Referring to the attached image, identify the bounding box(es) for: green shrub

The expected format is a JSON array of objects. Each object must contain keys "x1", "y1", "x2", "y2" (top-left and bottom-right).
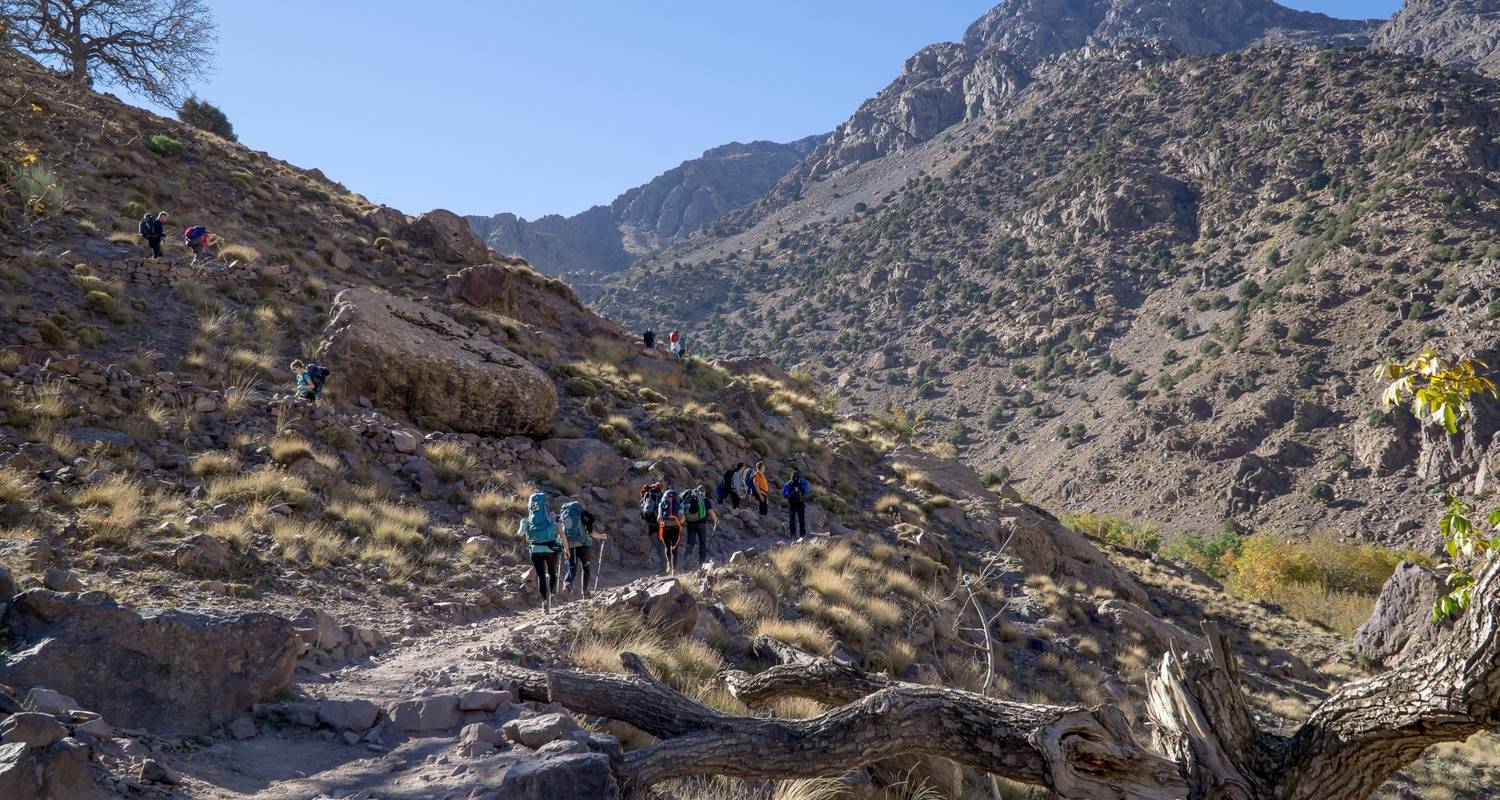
[
  {"x1": 299, "y1": 186, "x2": 331, "y2": 203},
  {"x1": 1309, "y1": 481, "x2": 1334, "y2": 502},
  {"x1": 228, "y1": 170, "x2": 254, "y2": 187},
  {"x1": 145, "y1": 135, "x2": 185, "y2": 157},
  {"x1": 178, "y1": 97, "x2": 237, "y2": 141},
  {"x1": 1063, "y1": 513, "x2": 1160, "y2": 553},
  {"x1": 1162, "y1": 528, "x2": 1243, "y2": 579}
]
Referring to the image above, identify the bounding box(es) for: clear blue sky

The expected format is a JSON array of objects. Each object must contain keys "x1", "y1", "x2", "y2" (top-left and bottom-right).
[{"x1": 117, "y1": 0, "x2": 1401, "y2": 220}]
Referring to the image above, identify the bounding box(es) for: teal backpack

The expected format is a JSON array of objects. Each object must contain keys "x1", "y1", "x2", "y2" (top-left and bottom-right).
[
  {"x1": 558, "y1": 501, "x2": 588, "y2": 546},
  {"x1": 524, "y1": 492, "x2": 559, "y2": 552}
]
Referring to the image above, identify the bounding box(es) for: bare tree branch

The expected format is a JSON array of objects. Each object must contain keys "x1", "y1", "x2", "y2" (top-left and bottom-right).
[{"x1": 1, "y1": 0, "x2": 215, "y2": 104}]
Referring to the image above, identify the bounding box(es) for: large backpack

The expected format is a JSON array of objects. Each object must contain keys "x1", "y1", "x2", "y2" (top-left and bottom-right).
[
  {"x1": 785, "y1": 477, "x2": 807, "y2": 503},
  {"x1": 139, "y1": 214, "x2": 154, "y2": 238},
  {"x1": 639, "y1": 483, "x2": 665, "y2": 521},
  {"x1": 658, "y1": 490, "x2": 683, "y2": 525},
  {"x1": 305, "y1": 363, "x2": 330, "y2": 396},
  {"x1": 184, "y1": 225, "x2": 207, "y2": 244},
  {"x1": 683, "y1": 488, "x2": 707, "y2": 523},
  {"x1": 558, "y1": 501, "x2": 586, "y2": 545},
  {"x1": 524, "y1": 492, "x2": 558, "y2": 549}
]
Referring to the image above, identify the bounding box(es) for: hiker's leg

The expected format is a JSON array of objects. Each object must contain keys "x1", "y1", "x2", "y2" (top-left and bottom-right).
[
  {"x1": 546, "y1": 553, "x2": 560, "y2": 597},
  {"x1": 564, "y1": 549, "x2": 577, "y2": 589},
  {"x1": 578, "y1": 546, "x2": 593, "y2": 592},
  {"x1": 796, "y1": 505, "x2": 807, "y2": 537},
  {"x1": 531, "y1": 552, "x2": 549, "y2": 601}
]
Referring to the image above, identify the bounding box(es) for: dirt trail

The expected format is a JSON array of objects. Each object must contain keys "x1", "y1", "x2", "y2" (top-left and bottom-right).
[{"x1": 172, "y1": 556, "x2": 716, "y2": 800}]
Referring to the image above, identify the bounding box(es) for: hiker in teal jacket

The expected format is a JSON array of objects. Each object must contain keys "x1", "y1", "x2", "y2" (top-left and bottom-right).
[{"x1": 517, "y1": 492, "x2": 564, "y2": 612}]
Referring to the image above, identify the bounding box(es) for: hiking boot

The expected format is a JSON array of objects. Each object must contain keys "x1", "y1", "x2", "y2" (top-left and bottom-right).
[{"x1": 543, "y1": 597, "x2": 551, "y2": 613}]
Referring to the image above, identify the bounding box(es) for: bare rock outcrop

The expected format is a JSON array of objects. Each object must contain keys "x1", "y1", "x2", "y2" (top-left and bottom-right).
[
  {"x1": 445, "y1": 260, "x2": 621, "y2": 340},
  {"x1": 404, "y1": 209, "x2": 491, "y2": 265},
  {"x1": 1354, "y1": 561, "x2": 1453, "y2": 665},
  {"x1": 1, "y1": 590, "x2": 296, "y2": 735},
  {"x1": 317, "y1": 287, "x2": 557, "y2": 437},
  {"x1": 1373, "y1": 0, "x2": 1500, "y2": 78}
]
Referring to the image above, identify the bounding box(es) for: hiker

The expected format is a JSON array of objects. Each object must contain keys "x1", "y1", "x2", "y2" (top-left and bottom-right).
[
  {"x1": 751, "y1": 462, "x2": 772, "y2": 517},
  {"x1": 782, "y1": 470, "x2": 811, "y2": 539},
  {"x1": 640, "y1": 481, "x2": 667, "y2": 570},
  {"x1": 657, "y1": 487, "x2": 686, "y2": 575},
  {"x1": 668, "y1": 329, "x2": 683, "y2": 359},
  {"x1": 683, "y1": 484, "x2": 718, "y2": 568},
  {"x1": 183, "y1": 224, "x2": 213, "y2": 263},
  {"x1": 560, "y1": 500, "x2": 604, "y2": 599},
  {"x1": 517, "y1": 492, "x2": 565, "y2": 612},
  {"x1": 290, "y1": 360, "x2": 329, "y2": 403},
  {"x1": 721, "y1": 462, "x2": 745, "y2": 509},
  {"x1": 139, "y1": 211, "x2": 167, "y2": 259},
  {"x1": 643, "y1": 330, "x2": 656, "y2": 350}
]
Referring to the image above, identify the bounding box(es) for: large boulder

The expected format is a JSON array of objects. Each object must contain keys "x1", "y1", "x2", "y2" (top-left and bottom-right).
[
  {"x1": 1, "y1": 590, "x2": 296, "y2": 735},
  {"x1": 1354, "y1": 562, "x2": 1451, "y2": 665},
  {"x1": 541, "y1": 439, "x2": 628, "y2": 487},
  {"x1": 495, "y1": 752, "x2": 619, "y2": 800},
  {"x1": 642, "y1": 580, "x2": 698, "y2": 638},
  {"x1": 316, "y1": 288, "x2": 557, "y2": 437},
  {"x1": 445, "y1": 260, "x2": 621, "y2": 340},
  {"x1": 404, "y1": 209, "x2": 490, "y2": 265}
]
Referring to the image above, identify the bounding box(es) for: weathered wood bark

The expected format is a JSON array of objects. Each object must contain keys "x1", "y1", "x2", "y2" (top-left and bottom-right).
[{"x1": 489, "y1": 560, "x2": 1500, "y2": 799}]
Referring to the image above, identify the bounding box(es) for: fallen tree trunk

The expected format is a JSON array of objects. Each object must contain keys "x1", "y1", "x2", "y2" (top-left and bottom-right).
[{"x1": 490, "y1": 559, "x2": 1500, "y2": 799}]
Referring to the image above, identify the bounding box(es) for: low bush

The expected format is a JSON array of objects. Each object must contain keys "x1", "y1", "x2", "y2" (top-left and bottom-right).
[
  {"x1": 145, "y1": 134, "x2": 185, "y2": 156},
  {"x1": 1064, "y1": 512, "x2": 1161, "y2": 552}
]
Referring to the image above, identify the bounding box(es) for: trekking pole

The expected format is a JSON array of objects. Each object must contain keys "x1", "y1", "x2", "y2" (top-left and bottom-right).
[{"x1": 593, "y1": 537, "x2": 606, "y2": 593}]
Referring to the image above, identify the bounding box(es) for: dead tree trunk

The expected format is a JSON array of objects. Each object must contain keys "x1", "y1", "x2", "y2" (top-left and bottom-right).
[{"x1": 491, "y1": 560, "x2": 1500, "y2": 799}]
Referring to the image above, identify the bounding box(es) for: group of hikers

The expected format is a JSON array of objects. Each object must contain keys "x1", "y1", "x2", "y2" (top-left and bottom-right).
[
  {"x1": 642, "y1": 329, "x2": 686, "y2": 359},
  {"x1": 518, "y1": 463, "x2": 815, "y2": 608},
  {"x1": 136, "y1": 210, "x2": 215, "y2": 263}
]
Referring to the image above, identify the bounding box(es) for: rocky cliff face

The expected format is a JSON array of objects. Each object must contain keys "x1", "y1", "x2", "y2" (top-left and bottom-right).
[
  {"x1": 467, "y1": 138, "x2": 820, "y2": 278},
  {"x1": 1373, "y1": 0, "x2": 1500, "y2": 78},
  {"x1": 962, "y1": 0, "x2": 1378, "y2": 56}
]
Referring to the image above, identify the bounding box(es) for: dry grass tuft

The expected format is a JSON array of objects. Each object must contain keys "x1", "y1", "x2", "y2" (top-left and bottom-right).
[
  {"x1": 271, "y1": 519, "x2": 346, "y2": 568},
  {"x1": 73, "y1": 475, "x2": 147, "y2": 547},
  {"x1": 269, "y1": 435, "x2": 315, "y2": 465},
  {"x1": 423, "y1": 440, "x2": 480, "y2": 482},
  {"x1": 0, "y1": 466, "x2": 39, "y2": 512},
  {"x1": 189, "y1": 450, "x2": 242, "y2": 478},
  {"x1": 754, "y1": 618, "x2": 834, "y2": 656},
  {"x1": 207, "y1": 467, "x2": 311, "y2": 508}
]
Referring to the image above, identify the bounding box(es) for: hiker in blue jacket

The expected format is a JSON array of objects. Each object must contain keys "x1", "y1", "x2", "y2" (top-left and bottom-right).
[
  {"x1": 782, "y1": 470, "x2": 811, "y2": 539},
  {"x1": 517, "y1": 492, "x2": 565, "y2": 612}
]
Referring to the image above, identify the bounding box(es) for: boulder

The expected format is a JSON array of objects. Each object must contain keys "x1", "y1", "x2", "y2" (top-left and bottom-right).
[
  {"x1": 316, "y1": 288, "x2": 556, "y2": 437},
  {"x1": 21, "y1": 689, "x2": 79, "y2": 717},
  {"x1": 0, "y1": 713, "x2": 66, "y2": 749},
  {"x1": 541, "y1": 439, "x2": 628, "y2": 486},
  {"x1": 292, "y1": 608, "x2": 348, "y2": 651},
  {"x1": 459, "y1": 690, "x2": 510, "y2": 712},
  {"x1": 317, "y1": 699, "x2": 379, "y2": 732},
  {"x1": 444, "y1": 261, "x2": 619, "y2": 339},
  {"x1": 1098, "y1": 600, "x2": 1204, "y2": 654},
  {"x1": 1354, "y1": 562, "x2": 1451, "y2": 665},
  {"x1": 362, "y1": 205, "x2": 409, "y2": 235},
  {"x1": 403, "y1": 209, "x2": 489, "y2": 265},
  {"x1": 0, "y1": 742, "x2": 36, "y2": 798},
  {"x1": 227, "y1": 717, "x2": 258, "y2": 740},
  {"x1": 139, "y1": 758, "x2": 180, "y2": 785},
  {"x1": 37, "y1": 738, "x2": 90, "y2": 800},
  {"x1": 387, "y1": 694, "x2": 461, "y2": 733},
  {"x1": 495, "y1": 752, "x2": 619, "y2": 800},
  {"x1": 642, "y1": 580, "x2": 698, "y2": 639},
  {"x1": 503, "y1": 713, "x2": 576, "y2": 748},
  {"x1": 1, "y1": 590, "x2": 297, "y2": 735}
]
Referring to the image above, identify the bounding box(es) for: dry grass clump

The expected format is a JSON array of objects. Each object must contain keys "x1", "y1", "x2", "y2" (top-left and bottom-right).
[
  {"x1": 423, "y1": 440, "x2": 480, "y2": 482},
  {"x1": 207, "y1": 467, "x2": 311, "y2": 508},
  {"x1": 359, "y1": 542, "x2": 416, "y2": 580},
  {"x1": 270, "y1": 519, "x2": 346, "y2": 567},
  {"x1": 644, "y1": 447, "x2": 702, "y2": 471},
  {"x1": 329, "y1": 498, "x2": 430, "y2": 552},
  {"x1": 205, "y1": 518, "x2": 254, "y2": 553},
  {"x1": 269, "y1": 435, "x2": 315, "y2": 465},
  {"x1": 189, "y1": 450, "x2": 242, "y2": 478},
  {"x1": 890, "y1": 461, "x2": 939, "y2": 494},
  {"x1": 662, "y1": 777, "x2": 845, "y2": 800},
  {"x1": 0, "y1": 466, "x2": 39, "y2": 513},
  {"x1": 719, "y1": 587, "x2": 775, "y2": 626},
  {"x1": 73, "y1": 475, "x2": 147, "y2": 547},
  {"x1": 754, "y1": 618, "x2": 834, "y2": 656},
  {"x1": 570, "y1": 608, "x2": 745, "y2": 713},
  {"x1": 218, "y1": 243, "x2": 261, "y2": 263}
]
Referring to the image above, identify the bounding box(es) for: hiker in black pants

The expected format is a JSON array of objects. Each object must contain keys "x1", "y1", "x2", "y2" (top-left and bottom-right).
[
  {"x1": 683, "y1": 485, "x2": 718, "y2": 568},
  {"x1": 517, "y1": 491, "x2": 563, "y2": 612},
  {"x1": 643, "y1": 330, "x2": 656, "y2": 350},
  {"x1": 139, "y1": 211, "x2": 168, "y2": 259},
  {"x1": 640, "y1": 482, "x2": 667, "y2": 571},
  {"x1": 782, "y1": 470, "x2": 811, "y2": 539},
  {"x1": 560, "y1": 501, "x2": 604, "y2": 598},
  {"x1": 720, "y1": 463, "x2": 745, "y2": 509}
]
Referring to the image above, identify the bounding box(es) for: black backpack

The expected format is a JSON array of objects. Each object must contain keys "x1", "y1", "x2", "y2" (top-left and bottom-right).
[
  {"x1": 640, "y1": 485, "x2": 664, "y2": 521},
  {"x1": 138, "y1": 214, "x2": 154, "y2": 238}
]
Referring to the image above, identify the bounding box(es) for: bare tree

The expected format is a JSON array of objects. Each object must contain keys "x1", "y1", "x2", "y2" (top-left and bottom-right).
[{"x1": 0, "y1": 0, "x2": 215, "y2": 104}]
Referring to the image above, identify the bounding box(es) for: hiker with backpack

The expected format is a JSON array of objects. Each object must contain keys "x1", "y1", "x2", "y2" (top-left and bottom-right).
[
  {"x1": 643, "y1": 330, "x2": 656, "y2": 350},
  {"x1": 657, "y1": 487, "x2": 686, "y2": 575},
  {"x1": 731, "y1": 463, "x2": 751, "y2": 510},
  {"x1": 290, "y1": 360, "x2": 329, "y2": 403},
  {"x1": 682, "y1": 484, "x2": 719, "y2": 569},
  {"x1": 721, "y1": 462, "x2": 745, "y2": 509},
  {"x1": 517, "y1": 492, "x2": 565, "y2": 612},
  {"x1": 560, "y1": 500, "x2": 604, "y2": 599},
  {"x1": 138, "y1": 211, "x2": 168, "y2": 259},
  {"x1": 751, "y1": 462, "x2": 772, "y2": 517},
  {"x1": 668, "y1": 329, "x2": 683, "y2": 359},
  {"x1": 640, "y1": 481, "x2": 668, "y2": 571},
  {"x1": 782, "y1": 470, "x2": 812, "y2": 539},
  {"x1": 184, "y1": 225, "x2": 213, "y2": 263}
]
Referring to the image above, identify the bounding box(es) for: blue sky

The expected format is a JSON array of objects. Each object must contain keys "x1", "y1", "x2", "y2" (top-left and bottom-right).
[{"x1": 116, "y1": 1, "x2": 1402, "y2": 219}]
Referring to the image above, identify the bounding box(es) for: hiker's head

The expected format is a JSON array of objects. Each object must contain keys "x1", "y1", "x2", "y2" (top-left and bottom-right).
[
  {"x1": 290, "y1": 359, "x2": 304, "y2": 374},
  {"x1": 157, "y1": 211, "x2": 169, "y2": 220},
  {"x1": 755, "y1": 461, "x2": 765, "y2": 472}
]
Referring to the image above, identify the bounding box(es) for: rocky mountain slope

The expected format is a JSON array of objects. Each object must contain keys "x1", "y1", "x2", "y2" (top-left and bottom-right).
[
  {"x1": 0, "y1": 32, "x2": 1495, "y2": 800},
  {"x1": 596, "y1": 42, "x2": 1500, "y2": 544},
  {"x1": 466, "y1": 137, "x2": 820, "y2": 281},
  {"x1": 1374, "y1": 0, "x2": 1500, "y2": 78}
]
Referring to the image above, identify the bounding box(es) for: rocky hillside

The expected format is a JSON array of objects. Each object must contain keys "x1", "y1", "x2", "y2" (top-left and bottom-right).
[
  {"x1": 466, "y1": 137, "x2": 820, "y2": 281},
  {"x1": 1374, "y1": 0, "x2": 1500, "y2": 78},
  {"x1": 596, "y1": 42, "x2": 1500, "y2": 545}
]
